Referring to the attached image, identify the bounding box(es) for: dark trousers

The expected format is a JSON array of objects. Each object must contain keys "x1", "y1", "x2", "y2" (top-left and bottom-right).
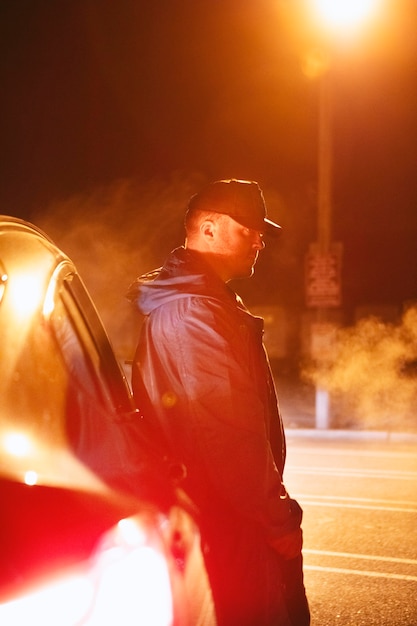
[
  {"x1": 280, "y1": 554, "x2": 310, "y2": 626},
  {"x1": 200, "y1": 512, "x2": 310, "y2": 626}
]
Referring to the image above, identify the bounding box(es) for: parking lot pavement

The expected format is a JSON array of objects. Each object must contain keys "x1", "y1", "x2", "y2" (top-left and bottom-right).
[{"x1": 284, "y1": 437, "x2": 417, "y2": 626}]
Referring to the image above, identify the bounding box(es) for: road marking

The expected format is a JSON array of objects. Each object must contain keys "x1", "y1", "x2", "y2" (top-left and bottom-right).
[
  {"x1": 293, "y1": 494, "x2": 417, "y2": 508},
  {"x1": 287, "y1": 466, "x2": 417, "y2": 480},
  {"x1": 292, "y1": 493, "x2": 417, "y2": 513},
  {"x1": 304, "y1": 564, "x2": 417, "y2": 582},
  {"x1": 290, "y1": 447, "x2": 417, "y2": 461},
  {"x1": 304, "y1": 549, "x2": 417, "y2": 566},
  {"x1": 299, "y1": 500, "x2": 417, "y2": 513}
]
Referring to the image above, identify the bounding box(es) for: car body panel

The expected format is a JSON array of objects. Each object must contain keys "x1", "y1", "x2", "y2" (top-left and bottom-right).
[{"x1": 0, "y1": 215, "x2": 216, "y2": 625}]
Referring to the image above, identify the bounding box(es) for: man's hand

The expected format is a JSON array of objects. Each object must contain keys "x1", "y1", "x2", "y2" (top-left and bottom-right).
[{"x1": 269, "y1": 527, "x2": 303, "y2": 560}]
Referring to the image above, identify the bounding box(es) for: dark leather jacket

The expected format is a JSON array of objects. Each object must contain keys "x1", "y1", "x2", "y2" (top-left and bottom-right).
[{"x1": 128, "y1": 246, "x2": 298, "y2": 542}]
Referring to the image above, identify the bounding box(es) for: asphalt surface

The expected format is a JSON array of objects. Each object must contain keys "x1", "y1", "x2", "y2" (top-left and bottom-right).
[{"x1": 284, "y1": 435, "x2": 417, "y2": 626}]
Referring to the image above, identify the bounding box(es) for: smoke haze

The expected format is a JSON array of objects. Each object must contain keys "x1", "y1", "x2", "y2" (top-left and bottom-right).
[
  {"x1": 33, "y1": 173, "x2": 295, "y2": 359},
  {"x1": 32, "y1": 174, "x2": 416, "y2": 433},
  {"x1": 34, "y1": 174, "x2": 206, "y2": 360},
  {"x1": 305, "y1": 307, "x2": 417, "y2": 431}
]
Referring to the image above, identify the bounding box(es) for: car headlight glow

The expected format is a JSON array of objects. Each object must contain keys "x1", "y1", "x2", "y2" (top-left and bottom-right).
[
  {"x1": 0, "y1": 575, "x2": 93, "y2": 626},
  {"x1": 0, "y1": 516, "x2": 174, "y2": 626}
]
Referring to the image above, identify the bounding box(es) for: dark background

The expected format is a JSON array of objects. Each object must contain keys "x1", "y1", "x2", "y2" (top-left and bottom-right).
[{"x1": 1, "y1": 0, "x2": 416, "y2": 323}]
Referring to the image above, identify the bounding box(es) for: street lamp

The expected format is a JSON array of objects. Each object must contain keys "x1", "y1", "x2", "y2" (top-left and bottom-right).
[
  {"x1": 311, "y1": 0, "x2": 381, "y2": 35},
  {"x1": 304, "y1": 0, "x2": 383, "y2": 428}
]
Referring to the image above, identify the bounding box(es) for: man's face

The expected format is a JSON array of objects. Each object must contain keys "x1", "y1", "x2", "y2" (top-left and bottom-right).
[{"x1": 213, "y1": 215, "x2": 265, "y2": 281}]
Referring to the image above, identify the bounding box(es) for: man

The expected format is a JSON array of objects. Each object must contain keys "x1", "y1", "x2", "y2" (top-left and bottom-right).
[{"x1": 127, "y1": 179, "x2": 310, "y2": 626}]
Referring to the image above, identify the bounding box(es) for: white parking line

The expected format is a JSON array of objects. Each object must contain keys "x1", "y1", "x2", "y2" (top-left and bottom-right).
[
  {"x1": 287, "y1": 466, "x2": 417, "y2": 480},
  {"x1": 289, "y1": 446, "x2": 417, "y2": 460},
  {"x1": 291, "y1": 492, "x2": 417, "y2": 513},
  {"x1": 299, "y1": 500, "x2": 417, "y2": 513},
  {"x1": 304, "y1": 564, "x2": 417, "y2": 582},
  {"x1": 293, "y1": 494, "x2": 417, "y2": 508},
  {"x1": 304, "y1": 549, "x2": 417, "y2": 566}
]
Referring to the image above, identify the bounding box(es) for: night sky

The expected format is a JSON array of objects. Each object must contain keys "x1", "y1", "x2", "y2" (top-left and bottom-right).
[{"x1": 1, "y1": 0, "x2": 416, "y2": 320}]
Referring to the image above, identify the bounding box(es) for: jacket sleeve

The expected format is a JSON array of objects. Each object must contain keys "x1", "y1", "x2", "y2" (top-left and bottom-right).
[{"x1": 135, "y1": 295, "x2": 299, "y2": 541}]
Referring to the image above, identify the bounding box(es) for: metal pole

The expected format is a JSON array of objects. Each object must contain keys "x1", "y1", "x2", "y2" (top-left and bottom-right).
[
  {"x1": 315, "y1": 68, "x2": 332, "y2": 429},
  {"x1": 318, "y1": 69, "x2": 332, "y2": 256}
]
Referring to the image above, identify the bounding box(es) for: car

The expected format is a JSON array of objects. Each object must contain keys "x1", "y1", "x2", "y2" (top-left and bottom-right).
[{"x1": 0, "y1": 215, "x2": 217, "y2": 626}]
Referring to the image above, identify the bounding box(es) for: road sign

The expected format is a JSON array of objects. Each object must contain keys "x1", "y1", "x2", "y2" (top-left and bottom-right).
[{"x1": 305, "y1": 248, "x2": 342, "y2": 308}]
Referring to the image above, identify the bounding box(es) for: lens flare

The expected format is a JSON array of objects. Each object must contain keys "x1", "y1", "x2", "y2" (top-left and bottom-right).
[{"x1": 8, "y1": 272, "x2": 44, "y2": 318}]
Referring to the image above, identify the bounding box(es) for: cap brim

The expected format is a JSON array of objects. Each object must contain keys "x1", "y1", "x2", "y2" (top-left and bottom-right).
[{"x1": 264, "y1": 217, "x2": 282, "y2": 236}]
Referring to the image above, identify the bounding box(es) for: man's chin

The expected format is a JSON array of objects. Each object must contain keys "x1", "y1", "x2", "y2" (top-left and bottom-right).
[{"x1": 232, "y1": 266, "x2": 255, "y2": 281}]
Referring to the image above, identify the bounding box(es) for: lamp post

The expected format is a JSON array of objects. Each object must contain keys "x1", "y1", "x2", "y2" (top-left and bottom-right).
[
  {"x1": 315, "y1": 65, "x2": 334, "y2": 428},
  {"x1": 317, "y1": 66, "x2": 332, "y2": 257},
  {"x1": 303, "y1": 45, "x2": 340, "y2": 429},
  {"x1": 305, "y1": 0, "x2": 382, "y2": 428}
]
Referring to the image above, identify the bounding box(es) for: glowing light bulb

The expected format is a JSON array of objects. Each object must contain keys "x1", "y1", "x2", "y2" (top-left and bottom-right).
[
  {"x1": 24, "y1": 470, "x2": 38, "y2": 486},
  {"x1": 3, "y1": 432, "x2": 31, "y2": 457},
  {"x1": 312, "y1": 0, "x2": 380, "y2": 32}
]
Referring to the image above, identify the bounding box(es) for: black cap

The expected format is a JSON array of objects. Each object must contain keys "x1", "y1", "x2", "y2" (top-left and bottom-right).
[{"x1": 186, "y1": 179, "x2": 281, "y2": 234}]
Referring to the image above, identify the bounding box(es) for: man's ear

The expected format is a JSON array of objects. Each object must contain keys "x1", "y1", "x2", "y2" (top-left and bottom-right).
[{"x1": 200, "y1": 219, "x2": 216, "y2": 241}]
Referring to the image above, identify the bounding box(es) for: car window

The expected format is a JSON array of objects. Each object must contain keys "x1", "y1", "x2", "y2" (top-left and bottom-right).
[
  {"x1": 1, "y1": 267, "x2": 135, "y2": 488},
  {"x1": 61, "y1": 274, "x2": 133, "y2": 414},
  {"x1": 51, "y1": 282, "x2": 116, "y2": 415},
  {"x1": 2, "y1": 275, "x2": 119, "y2": 431},
  {"x1": 2, "y1": 297, "x2": 69, "y2": 449}
]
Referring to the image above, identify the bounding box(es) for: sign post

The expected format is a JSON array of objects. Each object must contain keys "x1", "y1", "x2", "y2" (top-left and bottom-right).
[
  {"x1": 305, "y1": 243, "x2": 343, "y2": 428},
  {"x1": 305, "y1": 248, "x2": 342, "y2": 309}
]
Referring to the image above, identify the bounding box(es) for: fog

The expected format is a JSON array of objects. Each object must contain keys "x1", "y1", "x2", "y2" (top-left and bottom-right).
[
  {"x1": 34, "y1": 174, "x2": 300, "y2": 359},
  {"x1": 35, "y1": 174, "x2": 205, "y2": 360},
  {"x1": 33, "y1": 176, "x2": 416, "y2": 433},
  {"x1": 304, "y1": 307, "x2": 417, "y2": 431}
]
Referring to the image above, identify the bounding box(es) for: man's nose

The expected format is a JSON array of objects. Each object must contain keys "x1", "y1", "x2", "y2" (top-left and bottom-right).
[{"x1": 254, "y1": 233, "x2": 265, "y2": 250}]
